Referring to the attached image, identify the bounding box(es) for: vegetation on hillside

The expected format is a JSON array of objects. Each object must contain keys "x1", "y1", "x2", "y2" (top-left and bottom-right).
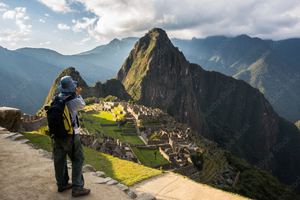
[{"x1": 222, "y1": 151, "x2": 300, "y2": 200}]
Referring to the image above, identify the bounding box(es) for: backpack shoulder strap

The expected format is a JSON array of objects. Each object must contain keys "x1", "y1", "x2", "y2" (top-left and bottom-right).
[
  {"x1": 63, "y1": 95, "x2": 75, "y2": 103},
  {"x1": 54, "y1": 96, "x2": 59, "y2": 102}
]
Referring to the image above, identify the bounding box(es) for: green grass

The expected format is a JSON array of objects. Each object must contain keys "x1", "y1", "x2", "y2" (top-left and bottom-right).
[
  {"x1": 111, "y1": 108, "x2": 124, "y2": 119},
  {"x1": 101, "y1": 126, "x2": 119, "y2": 138},
  {"x1": 81, "y1": 110, "x2": 117, "y2": 138},
  {"x1": 18, "y1": 131, "x2": 162, "y2": 186},
  {"x1": 139, "y1": 149, "x2": 170, "y2": 167},
  {"x1": 82, "y1": 120, "x2": 95, "y2": 134},
  {"x1": 102, "y1": 126, "x2": 142, "y2": 145},
  {"x1": 83, "y1": 105, "x2": 94, "y2": 110},
  {"x1": 131, "y1": 147, "x2": 151, "y2": 167},
  {"x1": 82, "y1": 110, "x2": 143, "y2": 145},
  {"x1": 82, "y1": 110, "x2": 115, "y2": 124},
  {"x1": 114, "y1": 107, "x2": 122, "y2": 112},
  {"x1": 122, "y1": 135, "x2": 145, "y2": 144},
  {"x1": 83, "y1": 146, "x2": 161, "y2": 186},
  {"x1": 20, "y1": 131, "x2": 52, "y2": 152}
]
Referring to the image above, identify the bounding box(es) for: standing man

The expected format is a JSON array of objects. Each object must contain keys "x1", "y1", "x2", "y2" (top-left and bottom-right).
[{"x1": 53, "y1": 76, "x2": 90, "y2": 197}]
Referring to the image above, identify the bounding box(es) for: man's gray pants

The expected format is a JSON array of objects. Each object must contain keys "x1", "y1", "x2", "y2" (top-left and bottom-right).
[{"x1": 53, "y1": 134, "x2": 85, "y2": 191}]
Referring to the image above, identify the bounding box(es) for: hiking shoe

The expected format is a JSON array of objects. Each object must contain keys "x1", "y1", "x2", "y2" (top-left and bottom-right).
[
  {"x1": 58, "y1": 183, "x2": 72, "y2": 192},
  {"x1": 72, "y1": 188, "x2": 91, "y2": 197}
]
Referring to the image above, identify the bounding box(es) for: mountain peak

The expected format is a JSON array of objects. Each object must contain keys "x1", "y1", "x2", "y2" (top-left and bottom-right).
[
  {"x1": 146, "y1": 27, "x2": 167, "y2": 36},
  {"x1": 117, "y1": 28, "x2": 184, "y2": 101},
  {"x1": 109, "y1": 38, "x2": 120, "y2": 44}
]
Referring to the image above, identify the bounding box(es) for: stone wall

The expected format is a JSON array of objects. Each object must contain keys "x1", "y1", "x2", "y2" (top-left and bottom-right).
[
  {"x1": 189, "y1": 172, "x2": 200, "y2": 182},
  {"x1": 100, "y1": 123, "x2": 117, "y2": 126},
  {"x1": 147, "y1": 139, "x2": 166, "y2": 145},
  {"x1": 153, "y1": 163, "x2": 174, "y2": 170},
  {"x1": 122, "y1": 128, "x2": 136, "y2": 133},
  {"x1": 181, "y1": 164, "x2": 197, "y2": 176},
  {"x1": 140, "y1": 131, "x2": 148, "y2": 143},
  {"x1": 19, "y1": 117, "x2": 48, "y2": 132},
  {"x1": 137, "y1": 146, "x2": 157, "y2": 150},
  {"x1": 159, "y1": 147, "x2": 170, "y2": 162}
]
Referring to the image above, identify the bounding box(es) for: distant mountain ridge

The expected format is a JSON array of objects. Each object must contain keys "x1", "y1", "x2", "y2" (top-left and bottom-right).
[
  {"x1": 0, "y1": 37, "x2": 137, "y2": 114},
  {"x1": 171, "y1": 36, "x2": 300, "y2": 123},
  {"x1": 76, "y1": 37, "x2": 138, "y2": 56},
  {"x1": 1, "y1": 33, "x2": 299, "y2": 123},
  {"x1": 117, "y1": 28, "x2": 300, "y2": 194},
  {"x1": 15, "y1": 47, "x2": 115, "y2": 86},
  {"x1": 0, "y1": 46, "x2": 62, "y2": 115},
  {"x1": 16, "y1": 37, "x2": 138, "y2": 85}
]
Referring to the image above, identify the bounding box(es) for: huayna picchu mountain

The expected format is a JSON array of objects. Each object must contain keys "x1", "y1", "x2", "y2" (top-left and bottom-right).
[{"x1": 117, "y1": 28, "x2": 300, "y2": 194}]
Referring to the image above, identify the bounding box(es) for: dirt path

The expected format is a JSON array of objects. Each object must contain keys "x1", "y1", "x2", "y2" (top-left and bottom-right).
[
  {"x1": 0, "y1": 129, "x2": 249, "y2": 200},
  {"x1": 130, "y1": 173, "x2": 248, "y2": 200},
  {"x1": 0, "y1": 130, "x2": 131, "y2": 200}
]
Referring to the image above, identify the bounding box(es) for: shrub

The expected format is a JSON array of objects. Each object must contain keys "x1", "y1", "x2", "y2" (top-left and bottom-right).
[
  {"x1": 84, "y1": 97, "x2": 97, "y2": 105},
  {"x1": 38, "y1": 125, "x2": 49, "y2": 136},
  {"x1": 150, "y1": 134, "x2": 161, "y2": 140}
]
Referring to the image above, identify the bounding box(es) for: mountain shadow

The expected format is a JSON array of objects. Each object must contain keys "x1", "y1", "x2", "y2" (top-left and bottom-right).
[{"x1": 171, "y1": 35, "x2": 300, "y2": 123}]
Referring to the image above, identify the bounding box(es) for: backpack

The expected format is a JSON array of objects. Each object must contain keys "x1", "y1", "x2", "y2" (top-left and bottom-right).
[{"x1": 45, "y1": 95, "x2": 75, "y2": 139}]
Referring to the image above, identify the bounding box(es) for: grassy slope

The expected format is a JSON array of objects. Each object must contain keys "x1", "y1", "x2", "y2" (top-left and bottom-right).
[
  {"x1": 19, "y1": 131, "x2": 161, "y2": 186},
  {"x1": 81, "y1": 110, "x2": 144, "y2": 145}
]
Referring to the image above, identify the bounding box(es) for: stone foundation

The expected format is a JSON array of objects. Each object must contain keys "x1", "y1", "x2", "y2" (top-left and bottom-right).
[{"x1": 0, "y1": 107, "x2": 22, "y2": 132}]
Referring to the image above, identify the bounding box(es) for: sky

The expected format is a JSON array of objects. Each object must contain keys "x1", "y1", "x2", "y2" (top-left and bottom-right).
[{"x1": 0, "y1": 0, "x2": 299, "y2": 55}]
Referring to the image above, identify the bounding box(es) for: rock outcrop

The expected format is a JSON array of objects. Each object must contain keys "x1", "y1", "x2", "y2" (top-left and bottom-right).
[{"x1": 0, "y1": 107, "x2": 22, "y2": 131}]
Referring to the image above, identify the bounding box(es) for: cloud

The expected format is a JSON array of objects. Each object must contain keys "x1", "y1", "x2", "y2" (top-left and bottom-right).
[
  {"x1": 39, "y1": 19, "x2": 45, "y2": 23},
  {"x1": 72, "y1": 17, "x2": 97, "y2": 32},
  {"x1": 3, "y1": 10, "x2": 15, "y2": 19},
  {"x1": 67, "y1": 0, "x2": 300, "y2": 42},
  {"x1": 0, "y1": 3, "x2": 8, "y2": 7},
  {"x1": 0, "y1": 29, "x2": 31, "y2": 43},
  {"x1": 40, "y1": 41, "x2": 51, "y2": 45},
  {"x1": 74, "y1": 37, "x2": 91, "y2": 45},
  {"x1": 45, "y1": 13, "x2": 49, "y2": 17},
  {"x1": 58, "y1": 23, "x2": 70, "y2": 30},
  {"x1": 0, "y1": 7, "x2": 32, "y2": 44},
  {"x1": 37, "y1": 0, "x2": 71, "y2": 13},
  {"x1": 80, "y1": 37, "x2": 90, "y2": 43}
]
